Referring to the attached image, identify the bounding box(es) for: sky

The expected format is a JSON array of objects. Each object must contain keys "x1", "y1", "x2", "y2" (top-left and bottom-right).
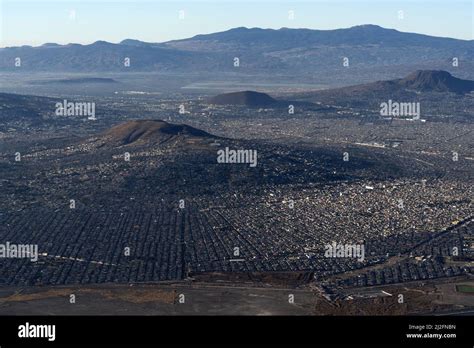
[{"x1": 0, "y1": 0, "x2": 472, "y2": 47}]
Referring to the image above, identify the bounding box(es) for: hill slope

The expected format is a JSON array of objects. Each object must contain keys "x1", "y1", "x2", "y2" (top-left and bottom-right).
[
  {"x1": 102, "y1": 120, "x2": 216, "y2": 145},
  {"x1": 298, "y1": 70, "x2": 474, "y2": 98},
  {"x1": 208, "y1": 91, "x2": 277, "y2": 106},
  {"x1": 399, "y1": 70, "x2": 474, "y2": 93}
]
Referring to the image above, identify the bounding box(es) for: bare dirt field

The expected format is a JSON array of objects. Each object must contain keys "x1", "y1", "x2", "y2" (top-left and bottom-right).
[{"x1": 0, "y1": 276, "x2": 472, "y2": 316}]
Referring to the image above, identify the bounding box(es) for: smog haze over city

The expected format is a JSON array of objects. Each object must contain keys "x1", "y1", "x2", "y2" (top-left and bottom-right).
[{"x1": 0, "y1": 0, "x2": 473, "y2": 346}]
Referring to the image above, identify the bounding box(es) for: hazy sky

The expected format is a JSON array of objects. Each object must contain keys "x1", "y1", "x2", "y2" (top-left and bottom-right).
[{"x1": 0, "y1": 0, "x2": 472, "y2": 47}]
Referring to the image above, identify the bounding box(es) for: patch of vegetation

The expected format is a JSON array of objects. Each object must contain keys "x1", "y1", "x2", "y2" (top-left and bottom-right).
[{"x1": 456, "y1": 284, "x2": 474, "y2": 293}]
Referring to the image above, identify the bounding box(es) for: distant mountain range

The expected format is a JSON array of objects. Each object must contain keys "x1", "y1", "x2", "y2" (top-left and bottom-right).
[
  {"x1": 29, "y1": 77, "x2": 118, "y2": 85},
  {"x1": 1, "y1": 25, "x2": 472, "y2": 80}
]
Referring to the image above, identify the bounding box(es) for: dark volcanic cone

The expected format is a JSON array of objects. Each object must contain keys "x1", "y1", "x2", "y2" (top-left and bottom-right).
[
  {"x1": 208, "y1": 90, "x2": 278, "y2": 106},
  {"x1": 399, "y1": 70, "x2": 474, "y2": 93},
  {"x1": 102, "y1": 119, "x2": 216, "y2": 145}
]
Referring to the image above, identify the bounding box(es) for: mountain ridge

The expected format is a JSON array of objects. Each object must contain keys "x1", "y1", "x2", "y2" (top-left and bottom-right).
[
  {"x1": 0, "y1": 25, "x2": 472, "y2": 76},
  {"x1": 3, "y1": 25, "x2": 471, "y2": 49}
]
